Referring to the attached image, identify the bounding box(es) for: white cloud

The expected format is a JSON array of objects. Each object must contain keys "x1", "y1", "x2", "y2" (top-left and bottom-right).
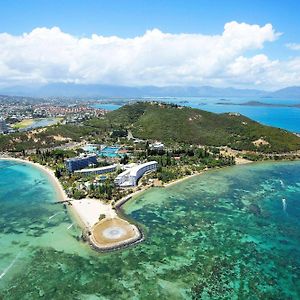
[
  {"x1": 286, "y1": 43, "x2": 300, "y2": 51},
  {"x1": 226, "y1": 55, "x2": 278, "y2": 86},
  {"x1": 0, "y1": 21, "x2": 298, "y2": 89}
]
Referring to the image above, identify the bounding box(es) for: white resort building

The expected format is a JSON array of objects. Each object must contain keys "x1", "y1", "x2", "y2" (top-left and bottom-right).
[
  {"x1": 74, "y1": 164, "x2": 117, "y2": 176},
  {"x1": 114, "y1": 161, "x2": 158, "y2": 187}
]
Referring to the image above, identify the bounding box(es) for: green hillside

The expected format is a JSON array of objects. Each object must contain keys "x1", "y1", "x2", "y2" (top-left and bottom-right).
[
  {"x1": 2, "y1": 102, "x2": 299, "y2": 154},
  {"x1": 107, "y1": 102, "x2": 300, "y2": 153}
]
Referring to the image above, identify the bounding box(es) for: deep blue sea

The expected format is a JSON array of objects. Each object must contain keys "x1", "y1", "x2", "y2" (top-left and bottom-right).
[{"x1": 93, "y1": 97, "x2": 300, "y2": 133}]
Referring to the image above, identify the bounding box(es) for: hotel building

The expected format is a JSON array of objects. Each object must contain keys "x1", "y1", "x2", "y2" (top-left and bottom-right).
[
  {"x1": 65, "y1": 154, "x2": 97, "y2": 172},
  {"x1": 114, "y1": 161, "x2": 158, "y2": 187},
  {"x1": 0, "y1": 118, "x2": 8, "y2": 134},
  {"x1": 74, "y1": 164, "x2": 117, "y2": 176}
]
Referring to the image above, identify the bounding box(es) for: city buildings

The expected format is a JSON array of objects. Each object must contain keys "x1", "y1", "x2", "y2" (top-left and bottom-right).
[
  {"x1": 114, "y1": 161, "x2": 158, "y2": 187},
  {"x1": 74, "y1": 164, "x2": 117, "y2": 176},
  {"x1": 0, "y1": 95, "x2": 106, "y2": 133},
  {"x1": 65, "y1": 154, "x2": 97, "y2": 172}
]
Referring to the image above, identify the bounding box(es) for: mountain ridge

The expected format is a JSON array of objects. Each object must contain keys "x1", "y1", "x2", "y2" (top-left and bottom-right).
[{"x1": 1, "y1": 83, "x2": 300, "y2": 99}]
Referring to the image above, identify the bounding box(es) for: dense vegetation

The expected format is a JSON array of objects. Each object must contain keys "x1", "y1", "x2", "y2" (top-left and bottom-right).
[
  {"x1": 107, "y1": 102, "x2": 300, "y2": 153},
  {"x1": 141, "y1": 146, "x2": 235, "y2": 183},
  {"x1": 0, "y1": 123, "x2": 107, "y2": 152}
]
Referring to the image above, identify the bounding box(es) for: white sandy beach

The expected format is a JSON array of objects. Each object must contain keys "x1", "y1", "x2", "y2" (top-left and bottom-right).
[
  {"x1": 70, "y1": 198, "x2": 117, "y2": 229},
  {"x1": 164, "y1": 172, "x2": 202, "y2": 187}
]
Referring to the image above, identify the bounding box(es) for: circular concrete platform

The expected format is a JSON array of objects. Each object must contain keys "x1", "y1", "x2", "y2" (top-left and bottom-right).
[{"x1": 91, "y1": 217, "x2": 141, "y2": 250}]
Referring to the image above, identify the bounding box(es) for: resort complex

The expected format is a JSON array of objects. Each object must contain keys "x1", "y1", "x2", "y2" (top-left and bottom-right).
[{"x1": 59, "y1": 148, "x2": 158, "y2": 251}]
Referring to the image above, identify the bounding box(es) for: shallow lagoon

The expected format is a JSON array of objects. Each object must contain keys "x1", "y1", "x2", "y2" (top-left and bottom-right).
[{"x1": 0, "y1": 160, "x2": 300, "y2": 299}]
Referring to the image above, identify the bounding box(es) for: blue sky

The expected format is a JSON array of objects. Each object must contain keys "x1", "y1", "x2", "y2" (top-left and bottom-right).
[
  {"x1": 0, "y1": 0, "x2": 300, "y2": 89},
  {"x1": 1, "y1": 1, "x2": 299, "y2": 39}
]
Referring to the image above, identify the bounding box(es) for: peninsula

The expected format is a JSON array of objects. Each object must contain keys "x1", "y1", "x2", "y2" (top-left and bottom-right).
[{"x1": 1, "y1": 101, "x2": 300, "y2": 252}]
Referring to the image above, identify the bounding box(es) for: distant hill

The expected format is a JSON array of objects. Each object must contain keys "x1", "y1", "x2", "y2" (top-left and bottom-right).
[
  {"x1": 0, "y1": 83, "x2": 266, "y2": 98},
  {"x1": 105, "y1": 102, "x2": 300, "y2": 153},
  {"x1": 267, "y1": 86, "x2": 300, "y2": 99},
  {"x1": 1, "y1": 83, "x2": 300, "y2": 99}
]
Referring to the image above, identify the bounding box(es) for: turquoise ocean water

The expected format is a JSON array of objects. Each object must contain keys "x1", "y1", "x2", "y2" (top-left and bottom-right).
[{"x1": 0, "y1": 159, "x2": 300, "y2": 299}]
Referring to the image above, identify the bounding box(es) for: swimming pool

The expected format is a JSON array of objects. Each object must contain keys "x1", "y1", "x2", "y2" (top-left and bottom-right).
[{"x1": 98, "y1": 146, "x2": 120, "y2": 158}]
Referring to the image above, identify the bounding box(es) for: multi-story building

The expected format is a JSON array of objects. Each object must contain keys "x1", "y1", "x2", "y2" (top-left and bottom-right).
[
  {"x1": 0, "y1": 118, "x2": 8, "y2": 134},
  {"x1": 74, "y1": 164, "x2": 117, "y2": 176},
  {"x1": 114, "y1": 169, "x2": 132, "y2": 186},
  {"x1": 65, "y1": 154, "x2": 97, "y2": 172},
  {"x1": 114, "y1": 161, "x2": 158, "y2": 187}
]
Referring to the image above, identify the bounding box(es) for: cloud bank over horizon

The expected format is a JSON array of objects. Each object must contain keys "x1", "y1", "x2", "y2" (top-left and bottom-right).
[{"x1": 0, "y1": 21, "x2": 299, "y2": 90}]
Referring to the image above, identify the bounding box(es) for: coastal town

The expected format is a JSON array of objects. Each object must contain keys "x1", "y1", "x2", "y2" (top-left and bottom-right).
[{"x1": 0, "y1": 95, "x2": 107, "y2": 133}]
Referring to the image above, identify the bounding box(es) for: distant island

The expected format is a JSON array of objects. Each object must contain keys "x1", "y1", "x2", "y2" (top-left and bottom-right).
[{"x1": 216, "y1": 100, "x2": 300, "y2": 108}]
